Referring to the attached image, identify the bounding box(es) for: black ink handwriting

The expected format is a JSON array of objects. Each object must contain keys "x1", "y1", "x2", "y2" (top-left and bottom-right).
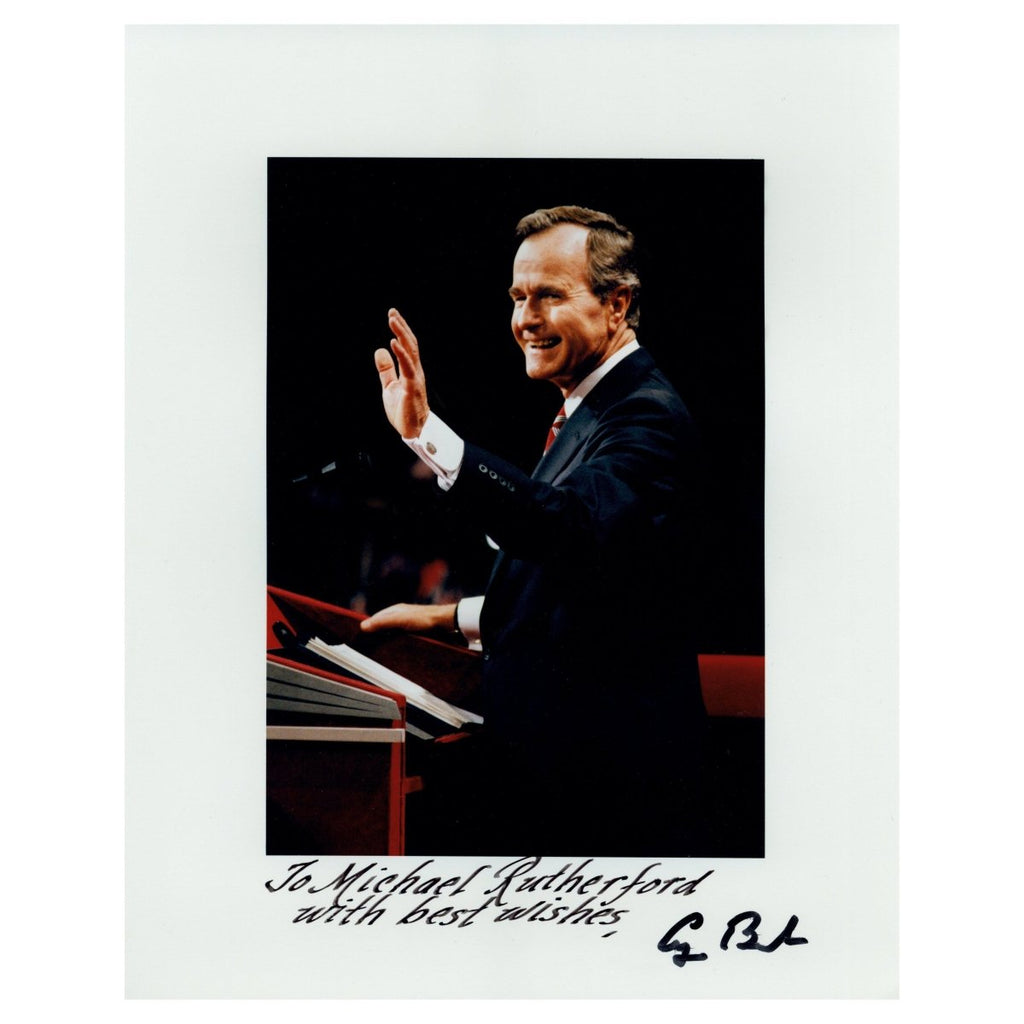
[{"x1": 657, "y1": 911, "x2": 807, "y2": 969}]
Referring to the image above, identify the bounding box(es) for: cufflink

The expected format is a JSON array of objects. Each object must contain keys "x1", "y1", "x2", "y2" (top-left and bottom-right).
[{"x1": 426, "y1": 441, "x2": 437, "y2": 455}]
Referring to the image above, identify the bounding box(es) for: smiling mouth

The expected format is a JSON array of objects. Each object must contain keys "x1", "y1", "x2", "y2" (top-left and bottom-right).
[{"x1": 528, "y1": 338, "x2": 560, "y2": 350}]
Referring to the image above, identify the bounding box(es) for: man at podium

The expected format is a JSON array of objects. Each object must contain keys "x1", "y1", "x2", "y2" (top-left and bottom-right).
[{"x1": 362, "y1": 206, "x2": 707, "y2": 855}]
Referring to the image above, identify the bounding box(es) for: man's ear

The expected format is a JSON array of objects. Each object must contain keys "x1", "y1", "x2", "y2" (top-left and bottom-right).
[{"x1": 605, "y1": 285, "x2": 633, "y2": 329}]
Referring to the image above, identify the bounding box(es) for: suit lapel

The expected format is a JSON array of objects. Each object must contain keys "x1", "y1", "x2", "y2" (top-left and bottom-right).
[
  {"x1": 531, "y1": 348, "x2": 656, "y2": 484},
  {"x1": 487, "y1": 350, "x2": 658, "y2": 599}
]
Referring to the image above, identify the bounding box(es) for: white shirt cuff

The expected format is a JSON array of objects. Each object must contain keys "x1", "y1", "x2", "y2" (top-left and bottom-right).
[
  {"x1": 456, "y1": 595, "x2": 484, "y2": 649},
  {"x1": 403, "y1": 412, "x2": 464, "y2": 491}
]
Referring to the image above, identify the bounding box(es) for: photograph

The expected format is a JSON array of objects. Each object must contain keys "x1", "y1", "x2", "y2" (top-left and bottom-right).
[{"x1": 263, "y1": 158, "x2": 765, "y2": 860}]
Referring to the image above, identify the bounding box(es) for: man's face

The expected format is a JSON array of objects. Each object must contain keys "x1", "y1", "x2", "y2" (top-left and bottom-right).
[{"x1": 509, "y1": 223, "x2": 622, "y2": 394}]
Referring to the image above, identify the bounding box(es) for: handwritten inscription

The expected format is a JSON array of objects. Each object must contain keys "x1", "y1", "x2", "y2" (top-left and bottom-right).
[
  {"x1": 266, "y1": 855, "x2": 713, "y2": 938},
  {"x1": 658, "y1": 910, "x2": 808, "y2": 968},
  {"x1": 265, "y1": 855, "x2": 807, "y2": 963}
]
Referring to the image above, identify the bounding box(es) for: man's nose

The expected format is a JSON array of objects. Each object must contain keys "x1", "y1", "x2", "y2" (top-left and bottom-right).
[{"x1": 516, "y1": 297, "x2": 544, "y2": 332}]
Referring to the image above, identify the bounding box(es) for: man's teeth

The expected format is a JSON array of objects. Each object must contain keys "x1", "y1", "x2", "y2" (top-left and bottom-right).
[{"x1": 531, "y1": 339, "x2": 559, "y2": 349}]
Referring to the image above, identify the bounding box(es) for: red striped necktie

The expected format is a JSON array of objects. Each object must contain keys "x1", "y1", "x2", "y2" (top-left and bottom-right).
[{"x1": 544, "y1": 405, "x2": 567, "y2": 453}]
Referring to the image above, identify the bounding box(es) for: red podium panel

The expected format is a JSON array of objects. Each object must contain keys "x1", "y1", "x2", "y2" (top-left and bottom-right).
[
  {"x1": 266, "y1": 586, "x2": 482, "y2": 856},
  {"x1": 698, "y1": 654, "x2": 765, "y2": 718},
  {"x1": 267, "y1": 726, "x2": 405, "y2": 855}
]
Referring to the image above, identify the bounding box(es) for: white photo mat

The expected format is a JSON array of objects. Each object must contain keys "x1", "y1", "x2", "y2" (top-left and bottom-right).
[{"x1": 126, "y1": 25, "x2": 897, "y2": 997}]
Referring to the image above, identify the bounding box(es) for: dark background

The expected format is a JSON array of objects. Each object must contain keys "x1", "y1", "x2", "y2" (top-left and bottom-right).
[{"x1": 268, "y1": 158, "x2": 764, "y2": 655}]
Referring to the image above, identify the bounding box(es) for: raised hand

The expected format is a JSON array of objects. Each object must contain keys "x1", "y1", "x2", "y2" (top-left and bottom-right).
[{"x1": 373, "y1": 307, "x2": 430, "y2": 438}]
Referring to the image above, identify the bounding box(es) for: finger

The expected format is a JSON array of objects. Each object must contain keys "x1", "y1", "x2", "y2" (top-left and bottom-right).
[
  {"x1": 359, "y1": 608, "x2": 389, "y2": 632},
  {"x1": 389, "y1": 335, "x2": 421, "y2": 383},
  {"x1": 374, "y1": 347, "x2": 398, "y2": 387},
  {"x1": 359, "y1": 604, "x2": 409, "y2": 632},
  {"x1": 388, "y1": 307, "x2": 420, "y2": 353}
]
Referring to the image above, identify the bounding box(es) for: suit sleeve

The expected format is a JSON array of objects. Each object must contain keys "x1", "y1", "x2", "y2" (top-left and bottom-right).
[{"x1": 450, "y1": 390, "x2": 692, "y2": 563}]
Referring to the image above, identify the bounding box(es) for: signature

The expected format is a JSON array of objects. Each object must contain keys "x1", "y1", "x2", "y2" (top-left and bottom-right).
[{"x1": 657, "y1": 911, "x2": 808, "y2": 968}]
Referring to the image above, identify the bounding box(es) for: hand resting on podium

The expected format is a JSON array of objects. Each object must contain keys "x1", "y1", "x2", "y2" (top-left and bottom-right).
[{"x1": 360, "y1": 602, "x2": 459, "y2": 636}]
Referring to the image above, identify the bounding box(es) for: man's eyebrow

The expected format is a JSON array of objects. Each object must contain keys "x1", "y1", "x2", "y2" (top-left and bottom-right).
[{"x1": 509, "y1": 282, "x2": 562, "y2": 298}]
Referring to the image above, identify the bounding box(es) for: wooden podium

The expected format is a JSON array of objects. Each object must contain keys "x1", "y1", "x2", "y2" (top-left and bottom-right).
[{"x1": 266, "y1": 585, "x2": 482, "y2": 856}]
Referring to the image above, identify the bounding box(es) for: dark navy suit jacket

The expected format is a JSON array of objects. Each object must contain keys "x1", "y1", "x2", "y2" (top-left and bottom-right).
[{"x1": 447, "y1": 348, "x2": 707, "y2": 853}]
